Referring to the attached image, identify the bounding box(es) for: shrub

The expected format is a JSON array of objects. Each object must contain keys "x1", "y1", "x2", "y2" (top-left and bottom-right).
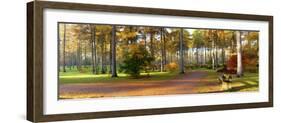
[
  {"x1": 227, "y1": 53, "x2": 258, "y2": 73},
  {"x1": 165, "y1": 62, "x2": 179, "y2": 72},
  {"x1": 119, "y1": 44, "x2": 154, "y2": 78}
]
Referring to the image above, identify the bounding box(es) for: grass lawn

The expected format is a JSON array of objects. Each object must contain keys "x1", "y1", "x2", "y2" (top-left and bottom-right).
[
  {"x1": 59, "y1": 69, "x2": 180, "y2": 84},
  {"x1": 230, "y1": 72, "x2": 259, "y2": 91},
  {"x1": 59, "y1": 67, "x2": 259, "y2": 92},
  {"x1": 204, "y1": 70, "x2": 259, "y2": 92}
]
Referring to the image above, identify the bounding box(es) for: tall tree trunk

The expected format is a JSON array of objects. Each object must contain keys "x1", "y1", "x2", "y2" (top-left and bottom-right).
[
  {"x1": 63, "y1": 24, "x2": 66, "y2": 72},
  {"x1": 109, "y1": 33, "x2": 112, "y2": 73},
  {"x1": 84, "y1": 41, "x2": 87, "y2": 68},
  {"x1": 91, "y1": 25, "x2": 96, "y2": 74},
  {"x1": 150, "y1": 33, "x2": 154, "y2": 56},
  {"x1": 189, "y1": 49, "x2": 192, "y2": 64},
  {"x1": 169, "y1": 52, "x2": 172, "y2": 63},
  {"x1": 150, "y1": 33, "x2": 154, "y2": 71},
  {"x1": 236, "y1": 31, "x2": 243, "y2": 77},
  {"x1": 58, "y1": 24, "x2": 61, "y2": 72},
  {"x1": 200, "y1": 48, "x2": 202, "y2": 65},
  {"x1": 221, "y1": 47, "x2": 225, "y2": 65},
  {"x1": 70, "y1": 53, "x2": 74, "y2": 70},
  {"x1": 204, "y1": 47, "x2": 207, "y2": 65},
  {"x1": 186, "y1": 48, "x2": 189, "y2": 64},
  {"x1": 101, "y1": 36, "x2": 106, "y2": 74},
  {"x1": 144, "y1": 34, "x2": 147, "y2": 48},
  {"x1": 212, "y1": 40, "x2": 215, "y2": 70},
  {"x1": 208, "y1": 48, "x2": 212, "y2": 65},
  {"x1": 231, "y1": 32, "x2": 236, "y2": 53},
  {"x1": 179, "y1": 28, "x2": 185, "y2": 74},
  {"x1": 160, "y1": 28, "x2": 164, "y2": 72},
  {"x1": 163, "y1": 30, "x2": 167, "y2": 69},
  {"x1": 215, "y1": 45, "x2": 218, "y2": 67},
  {"x1": 74, "y1": 53, "x2": 77, "y2": 70},
  {"x1": 94, "y1": 31, "x2": 98, "y2": 74},
  {"x1": 111, "y1": 26, "x2": 118, "y2": 77},
  {"x1": 77, "y1": 39, "x2": 81, "y2": 71},
  {"x1": 196, "y1": 47, "x2": 199, "y2": 65}
]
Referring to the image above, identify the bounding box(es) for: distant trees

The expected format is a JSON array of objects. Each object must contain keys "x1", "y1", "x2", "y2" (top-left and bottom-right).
[
  {"x1": 90, "y1": 25, "x2": 97, "y2": 74},
  {"x1": 59, "y1": 23, "x2": 259, "y2": 77},
  {"x1": 203, "y1": 30, "x2": 217, "y2": 69},
  {"x1": 147, "y1": 27, "x2": 159, "y2": 68},
  {"x1": 179, "y1": 28, "x2": 185, "y2": 74},
  {"x1": 192, "y1": 30, "x2": 204, "y2": 65}
]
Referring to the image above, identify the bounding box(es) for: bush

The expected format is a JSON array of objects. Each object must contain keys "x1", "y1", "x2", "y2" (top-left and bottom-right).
[
  {"x1": 227, "y1": 53, "x2": 258, "y2": 72},
  {"x1": 165, "y1": 62, "x2": 179, "y2": 72},
  {"x1": 119, "y1": 44, "x2": 154, "y2": 78}
]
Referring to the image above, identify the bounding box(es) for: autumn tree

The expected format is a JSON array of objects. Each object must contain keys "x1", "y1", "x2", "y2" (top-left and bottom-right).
[
  {"x1": 192, "y1": 30, "x2": 205, "y2": 65},
  {"x1": 89, "y1": 24, "x2": 97, "y2": 74},
  {"x1": 236, "y1": 31, "x2": 243, "y2": 77},
  {"x1": 119, "y1": 44, "x2": 153, "y2": 78}
]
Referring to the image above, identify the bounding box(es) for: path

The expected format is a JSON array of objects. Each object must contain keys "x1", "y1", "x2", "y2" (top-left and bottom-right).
[{"x1": 59, "y1": 71, "x2": 221, "y2": 99}]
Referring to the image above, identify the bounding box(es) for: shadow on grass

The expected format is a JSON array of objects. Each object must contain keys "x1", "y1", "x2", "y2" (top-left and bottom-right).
[
  {"x1": 208, "y1": 81, "x2": 258, "y2": 93},
  {"x1": 226, "y1": 81, "x2": 258, "y2": 92}
]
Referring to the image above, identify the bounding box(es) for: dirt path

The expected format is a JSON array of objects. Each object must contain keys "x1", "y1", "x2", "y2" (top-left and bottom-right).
[{"x1": 59, "y1": 71, "x2": 221, "y2": 99}]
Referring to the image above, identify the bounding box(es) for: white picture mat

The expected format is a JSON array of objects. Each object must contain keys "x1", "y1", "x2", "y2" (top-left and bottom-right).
[{"x1": 44, "y1": 9, "x2": 269, "y2": 115}]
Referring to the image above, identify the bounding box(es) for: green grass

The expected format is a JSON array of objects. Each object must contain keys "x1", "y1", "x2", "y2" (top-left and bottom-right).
[
  {"x1": 231, "y1": 72, "x2": 259, "y2": 91},
  {"x1": 204, "y1": 70, "x2": 259, "y2": 92},
  {"x1": 59, "y1": 70, "x2": 179, "y2": 84},
  {"x1": 60, "y1": 67, "x2": 259, "y2": 92}
]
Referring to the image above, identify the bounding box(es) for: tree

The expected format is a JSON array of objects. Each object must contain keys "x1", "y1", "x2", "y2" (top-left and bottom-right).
[
  {"x1": 69, "y1": 24, "x2": 83, "y2": 71},
  {"x1": 111, "y1": 25, "x2": 118, "y2": 77},
  {"x1": 212, "y1": 30, "x2": 219, "y2": 68},
  {"x1": 77, "y1": 24, "x2": 92, "y2": 71},
  {"x1": 217, "y1": 30, "x2": 226, "y2": 65},
  {"x1": 146, "y1": 27, "x2": 161, "y2": 71},
  {"x1": 246, "y1": 31, "x2": 259, "y2": 53},
  {"x1": 62, "y1": 24, "x2": 67, "y2": 72},
  {"x1": 58, "y1": 24, "x2": 62, "y2": 72},
  {"x1": 90, "y1": 25, "x2": 97, "y2": 74},
  {"x1": 179, "y1": 28, "x2": 185, "y2": 74},
  {"x1": 116, "y1": 26, "x2": 137, "y2": 65},
  {"x1": 204, "y1": 30, "x2": 217, "y2": 69},
  {"x1": 95, "y1": 25, "x2": 112, "y2": 74},
  {"x1": 119, "y1": 44, "x2": 153, "y2": 78},
  {"x1": 224, "y1": 30, "x2": 236, "y2": 61},
  {"x1": 160, "y1": 28, "x2": 165, "y2": 72},
  {"x1": 192, "y1": 30, "x2": 204, "y2": 65},
  {"x1": 62, "y1": 24, "x2": 79, "y2": 71},
  {"x1": 236, "y1": 31, "x2": 243, "y2": 77}
]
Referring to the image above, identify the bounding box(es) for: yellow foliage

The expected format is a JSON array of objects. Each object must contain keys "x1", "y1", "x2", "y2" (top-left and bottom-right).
[{"x1": 165, "y1": 62, "x2": 179, "y2": 72}]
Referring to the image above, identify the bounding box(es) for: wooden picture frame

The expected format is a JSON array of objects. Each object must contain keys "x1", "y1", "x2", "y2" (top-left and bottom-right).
[{"x1": 27, "y1": 1, "x2": 273, "y2": 122}]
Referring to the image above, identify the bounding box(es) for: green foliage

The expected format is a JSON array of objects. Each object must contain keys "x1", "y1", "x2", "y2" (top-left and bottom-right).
[
  {"x1": 192, "y1": 30, "x2": 205, "y2": 48},
  {"x1": 119, "y1": 44, "x2": 154, "y2": 78}
]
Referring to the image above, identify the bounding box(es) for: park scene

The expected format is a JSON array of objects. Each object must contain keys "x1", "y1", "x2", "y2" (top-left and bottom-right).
[{"x1": 58, "y1": 23, "x2": 259, "y2": 99}]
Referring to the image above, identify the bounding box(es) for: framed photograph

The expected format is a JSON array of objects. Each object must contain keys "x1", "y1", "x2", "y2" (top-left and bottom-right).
[{"x1": 27, "y1": 1, "x2": 273, "y2": 122}]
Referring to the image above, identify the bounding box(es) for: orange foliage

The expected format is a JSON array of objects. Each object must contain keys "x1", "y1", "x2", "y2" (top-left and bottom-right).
[
  {"x1": 165, "y1": 62, "x2": 179, "y2": 72},
  {"x1": 227, "y1": 53, "x2": 258, "y2": 70}
]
